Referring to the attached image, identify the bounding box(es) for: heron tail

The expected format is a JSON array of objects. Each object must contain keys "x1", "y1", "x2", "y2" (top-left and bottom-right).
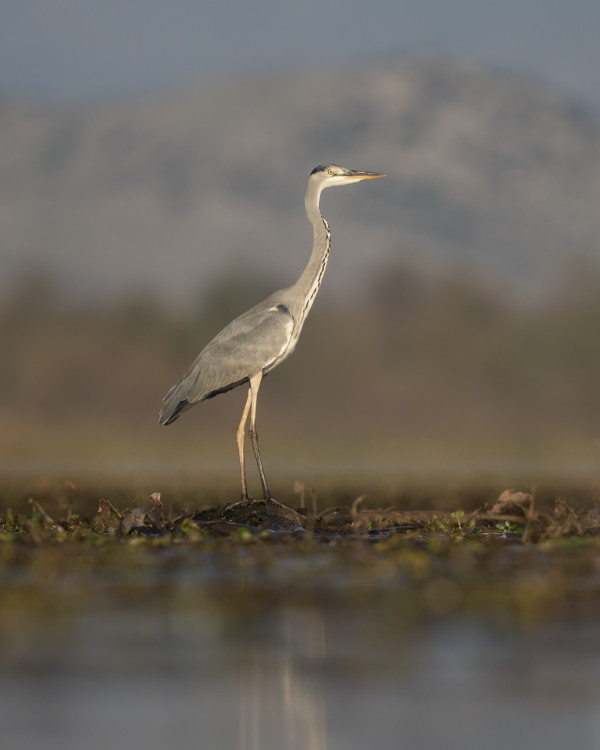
[
  {"x1": 158, "y1": 399, "x2": 190, "y2": 425},
  {"x1": 158, "y1": 378, "x2": 192, "y2": 425}
]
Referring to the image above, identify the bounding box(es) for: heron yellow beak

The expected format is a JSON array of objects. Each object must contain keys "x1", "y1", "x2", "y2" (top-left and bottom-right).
[{"x1": 344, "y1": 170, "x2": 385, "y2": 181}]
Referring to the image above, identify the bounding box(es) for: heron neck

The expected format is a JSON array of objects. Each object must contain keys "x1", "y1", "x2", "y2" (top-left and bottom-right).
[{"x1": 291, "y1": 183, "x2": 331, "y2": 323}]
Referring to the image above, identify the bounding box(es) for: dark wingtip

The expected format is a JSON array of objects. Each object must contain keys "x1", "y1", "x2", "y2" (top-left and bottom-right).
[{"x1": 159, "y1": 399, "x2": 189, "y2": 426}]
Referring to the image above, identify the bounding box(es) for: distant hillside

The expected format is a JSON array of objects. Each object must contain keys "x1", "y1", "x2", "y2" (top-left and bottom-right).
[{"x1": 2, "y1": 59, "x2": 600, "y2": 307}]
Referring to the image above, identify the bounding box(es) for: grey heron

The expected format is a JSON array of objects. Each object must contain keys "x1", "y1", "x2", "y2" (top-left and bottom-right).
[{"x1": 159, "y1": 164, "x2": 384, "y2": 501}]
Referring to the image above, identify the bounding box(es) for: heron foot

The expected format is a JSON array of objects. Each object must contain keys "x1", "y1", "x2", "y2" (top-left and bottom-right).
[{"x1": 210, "y1": 496, "x2": 305, "y2": 532}]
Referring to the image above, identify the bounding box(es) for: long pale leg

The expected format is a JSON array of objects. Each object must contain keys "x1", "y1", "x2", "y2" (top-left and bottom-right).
[
  {"x1": 236, "y1": 387, "x2": 253, "y2": 501},
  {"x1": 248, "y1": 371, "x2": 271, "y2": 500}
]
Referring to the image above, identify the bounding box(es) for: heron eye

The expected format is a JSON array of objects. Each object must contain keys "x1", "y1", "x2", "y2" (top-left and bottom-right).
[{"x1": 328, "y1": 169, "x2": 334, "y2": 175}]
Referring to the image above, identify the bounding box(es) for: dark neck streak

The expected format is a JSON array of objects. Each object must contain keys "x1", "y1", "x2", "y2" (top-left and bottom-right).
[
  {"x1": 290, "y1": 182, "x2": 331, "y2": 329},
  {"x1": 299, "y1": 217, "x2": 330, "y2": 322}
]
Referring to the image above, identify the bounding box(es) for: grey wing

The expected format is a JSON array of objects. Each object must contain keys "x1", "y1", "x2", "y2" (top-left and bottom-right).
[{"x1": 159, "y1": 301, "x2": 294, "y2": 425}]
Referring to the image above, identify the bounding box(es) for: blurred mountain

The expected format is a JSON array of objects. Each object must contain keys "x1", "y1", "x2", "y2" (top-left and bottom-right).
[{"x1": 2, "y1": 58, "x2": 600, "y2": 307}]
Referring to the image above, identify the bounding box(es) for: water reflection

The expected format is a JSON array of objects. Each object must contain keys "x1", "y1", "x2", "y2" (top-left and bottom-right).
[
  {"x1": 240, "y1": 609, "x2": 327, "y2": 750},
  {"x1": 2, "y1": 570, "x2": 600, "y2": 749}
]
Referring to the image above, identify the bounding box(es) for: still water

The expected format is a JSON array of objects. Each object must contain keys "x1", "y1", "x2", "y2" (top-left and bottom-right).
[{"x1": 1, "y1": 551, "x2": 599, "y2": 750}]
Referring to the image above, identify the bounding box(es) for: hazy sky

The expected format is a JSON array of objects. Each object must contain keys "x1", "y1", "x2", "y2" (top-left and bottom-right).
[{"x1": 2, "y1": 0, "x2": 600, "y2": 106}]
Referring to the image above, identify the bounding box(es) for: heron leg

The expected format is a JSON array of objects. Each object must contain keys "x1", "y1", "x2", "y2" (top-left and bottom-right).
[
  {"x1": 248, "y1": 371, "x2": 271, "y2": 500},
  {"x1": 236, "y1": 387, "x2": 253, "y2": 501}
]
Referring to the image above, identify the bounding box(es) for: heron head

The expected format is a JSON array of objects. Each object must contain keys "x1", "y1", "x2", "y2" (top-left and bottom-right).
[{"x1": 309, "y1": 164, "x2": 385, "y2": 189}]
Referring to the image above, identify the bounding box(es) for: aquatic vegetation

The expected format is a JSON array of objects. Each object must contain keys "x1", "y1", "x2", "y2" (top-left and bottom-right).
[{"x1": 0, "y1": 480, "x2": 599, "y2": 639}]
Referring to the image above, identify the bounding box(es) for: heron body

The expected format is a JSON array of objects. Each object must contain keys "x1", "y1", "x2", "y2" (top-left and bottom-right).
[{"x1": 159, "y1": 164, "x2": 384, "y2": 500}]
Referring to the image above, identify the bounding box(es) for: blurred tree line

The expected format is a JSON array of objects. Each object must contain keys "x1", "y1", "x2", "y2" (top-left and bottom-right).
[{"x1": 1, "y1": 261, "x2": 600, "y2": 461}]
